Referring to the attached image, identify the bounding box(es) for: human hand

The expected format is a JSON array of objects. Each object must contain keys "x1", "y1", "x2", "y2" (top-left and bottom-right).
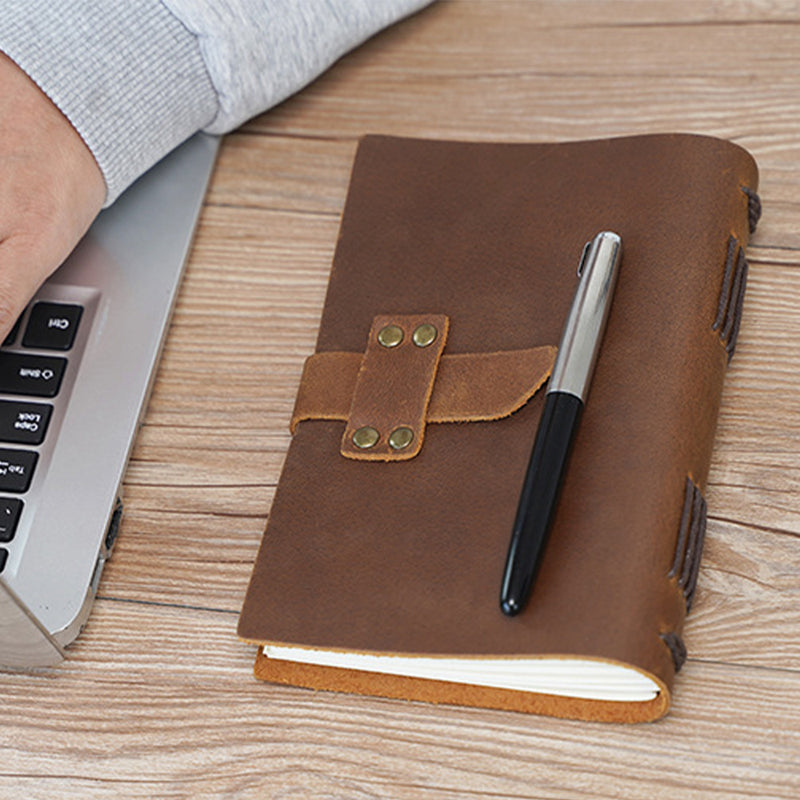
[{"x1": 0, "y1": 52, "x2": 105, "y2": 339}]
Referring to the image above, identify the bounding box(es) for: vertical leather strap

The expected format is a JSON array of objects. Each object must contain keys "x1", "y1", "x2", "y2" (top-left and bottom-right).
[{"x1": 341, "y1": 314, "x2": 449, "y2": 461}]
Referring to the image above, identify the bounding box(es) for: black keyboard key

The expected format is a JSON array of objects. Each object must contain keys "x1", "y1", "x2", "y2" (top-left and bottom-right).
[
  {"x1": 0, "y1": 449, "x2": 38, "y2": 493},
  {"x1": 22, "y1": 302, "x2": 83, "y2": 351},
  {"x1": 2, "y1": 315, "x2": 23, "y2": 347},
  {"x1": 0, "y1": 498, "x2": 23, "y2": 542},
  {"x1": 0, "y1": 548, "x2": 7, "y2": 572},
  {"x1": 0, "y1": 352, "x2": 67, "y2": 397},
  {"x1": 0, "y1": 401, "x2": 53, "y2": 445}
]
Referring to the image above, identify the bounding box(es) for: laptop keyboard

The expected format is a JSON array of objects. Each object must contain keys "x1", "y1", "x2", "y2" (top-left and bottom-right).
[{"x1": 0, "y1": 302, "x2": 84, "y2": 572}]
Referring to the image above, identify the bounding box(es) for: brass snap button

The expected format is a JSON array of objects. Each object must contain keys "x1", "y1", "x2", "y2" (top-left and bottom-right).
[
  {"x1": 388, "y1": 426, "x2": 414, "y2": 450},
  {"x1": 352, "y1": 426, "x2": 380, "y2": 449},
  {"x1": 412, "y1": 323, "x2": 438, "y2": 347},
  {"x1": 377, "y1": 325, "x2": 404, "y2": 348}
]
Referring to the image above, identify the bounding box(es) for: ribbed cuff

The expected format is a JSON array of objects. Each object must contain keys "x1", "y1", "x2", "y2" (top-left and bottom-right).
[{"x1": 0, "y1": 0, "x2": 219, "y2": 205}]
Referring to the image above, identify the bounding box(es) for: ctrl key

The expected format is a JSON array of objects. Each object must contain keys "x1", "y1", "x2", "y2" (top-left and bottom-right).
[{"x1": 0, "y1": 449, "x2": 38, "y2": 493}]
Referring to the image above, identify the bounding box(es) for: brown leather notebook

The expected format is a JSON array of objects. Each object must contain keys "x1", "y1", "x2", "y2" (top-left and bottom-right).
[{"x1": 238, "y1": 133, "x2": 759, "y2": 722}]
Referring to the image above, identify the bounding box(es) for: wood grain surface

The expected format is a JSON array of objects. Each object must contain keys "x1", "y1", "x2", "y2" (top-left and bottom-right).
[{"x1": 4, "y1": 1, "x2": 800, "y2": 797}]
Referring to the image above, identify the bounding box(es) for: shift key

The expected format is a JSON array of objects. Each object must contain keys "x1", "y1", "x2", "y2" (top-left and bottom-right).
[{"x1": 0, "y1": 353, "x2": 67, "y2": 397}]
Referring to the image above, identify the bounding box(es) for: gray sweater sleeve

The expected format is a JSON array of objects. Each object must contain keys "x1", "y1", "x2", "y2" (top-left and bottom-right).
[{"x1": 0, "y1": 0, "x2": 432, "y2": 205}]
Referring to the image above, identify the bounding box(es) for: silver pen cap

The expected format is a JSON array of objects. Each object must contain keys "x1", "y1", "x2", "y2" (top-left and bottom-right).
[{"x1": 548, "y1": 231, "x2": 622, "y2": 400}]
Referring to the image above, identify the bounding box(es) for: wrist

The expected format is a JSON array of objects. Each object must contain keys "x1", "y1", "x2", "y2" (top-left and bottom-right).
[{"x1": 0, "y1": 0, "x2": 217, "y2": 205}]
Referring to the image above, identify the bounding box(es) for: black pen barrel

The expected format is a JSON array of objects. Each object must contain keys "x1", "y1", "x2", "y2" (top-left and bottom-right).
[{"x1": 500, "y1": 391, "x2": 583, "y2": 616}]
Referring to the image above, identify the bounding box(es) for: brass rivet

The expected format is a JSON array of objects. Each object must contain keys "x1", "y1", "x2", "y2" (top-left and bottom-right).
[
  {"x1": 352, "y1": 426, "x2": 380, "y2": 449},
  {"x1": 388, "y1": 426, "x2": 414, "y2": 450},
  {"x1": 412, "y1": 323, "x2": 438, "y2": 347},
  {"x1": 377, "y1": 325, "x2": 404, "y2": 348}
]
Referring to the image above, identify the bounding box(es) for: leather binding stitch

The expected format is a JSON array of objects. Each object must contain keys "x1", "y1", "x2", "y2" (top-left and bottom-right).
[
  {"x1": 660, "y1": 631, "x2": 688, "y2": 673},
  {"x1": 713, "y1": 234, "x2": 749, "y2": 362},
  {"x1": 668, "y1": 476, "x2": 708, "y2": 613},
  {"x1": 741, "y1": 185, "x2": 762, "y2": 234}
]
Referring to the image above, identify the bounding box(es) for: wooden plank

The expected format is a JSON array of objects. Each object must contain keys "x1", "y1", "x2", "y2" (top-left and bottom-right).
[
  {"x1": 212, "y1": 131, "x2": 799, "y2": 264},
  {"x1": 710, "y1": 259, "x2": 800, "y2": 534},
  {"x1": 95, "y1": 504, "x2": 800, "y2": 671},
  {"x1": 236, "y1": 2, "x2": 800, "y2": 251},
  {"x1": 2, "y1": 600, "x2": 799, "y2": 799},
  {"x1": 687, "y1": 518, "x2": 800, "y2": 667},
  {"x1": 207, "y1": 133, "x2": 356, "y2": 215}
]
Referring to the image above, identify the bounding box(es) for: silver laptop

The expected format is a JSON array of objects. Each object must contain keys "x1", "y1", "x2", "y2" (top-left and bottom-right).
[{"x1": 0, "y1": 132, "x2": 220, "y2": 667}]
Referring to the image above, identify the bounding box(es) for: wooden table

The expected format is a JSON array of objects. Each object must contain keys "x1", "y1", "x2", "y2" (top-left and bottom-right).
[{"x1": 4, "y1": 2, "x2": 799, "y2": 797}]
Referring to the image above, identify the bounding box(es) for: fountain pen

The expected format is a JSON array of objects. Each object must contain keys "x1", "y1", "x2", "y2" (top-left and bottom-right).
[{"x1": 500, "y1": 231, "x2": 623, "y2": 616}]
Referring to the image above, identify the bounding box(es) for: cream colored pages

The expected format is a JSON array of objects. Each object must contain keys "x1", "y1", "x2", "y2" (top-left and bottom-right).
[{"x1": 265, "y1": 645, "x2": 660, "y2": 703}]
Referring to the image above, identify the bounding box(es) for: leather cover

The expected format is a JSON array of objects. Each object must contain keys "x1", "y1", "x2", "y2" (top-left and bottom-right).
[{"x1": 238, "y1": 133, "x2": 759, "y2": 722}]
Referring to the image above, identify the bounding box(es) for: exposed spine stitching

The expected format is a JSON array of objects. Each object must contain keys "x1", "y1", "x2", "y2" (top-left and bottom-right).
[
  {"x1": 669, "y1": 477, "x2": 694, "y2": 579},
  {"x1": 721, "y1": 245, "x2": 746, "y2": 344},
  {"x1": 669, "y1": 477, "x2": 708, "y2": 613},
  {"x1": 713, "y1": 235, "x2": 738, "y2": 332},
  {"x1": 713, "y1": 236, "x2": 749, "y2": 361},
  {"x1": 684, "y1": 496, "x2": 708, "y2": 612},
  {"x1": 741, "y1": 186, "x2": 762, "y2": 234},
  {"x1": 679, "y1": 483, "x2": 705, "y2": 589},
  {"x1": 725, "y1": 248, "x2": 749, "y2": 362},
  {"x1": 660, "y1": 632, "x2": 687, "y2": 673}
]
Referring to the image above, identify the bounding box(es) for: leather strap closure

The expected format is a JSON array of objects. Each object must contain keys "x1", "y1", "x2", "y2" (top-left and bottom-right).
[
  {"x1": 341, "y1": 314, "x2": 449, "y2": 461},
  {"x1": 292, "y1": 313, "x2": 557, "y2": 462}
]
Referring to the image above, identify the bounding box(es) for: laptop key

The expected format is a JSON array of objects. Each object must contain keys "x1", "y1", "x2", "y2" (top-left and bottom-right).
[
  {"x1": 0, "y1": 548, "x2": 7, "y2": 572},
  {"x1": 0, "y1": 353, "x2": 67, "y2": 397},
  {"x1": 0, "y1": 401, "x2": 53, "y2": 445},
  {"x1": 22, "y1": 302, "x2": 83, "y2": 351},
  {"x1": 0, "y1": 498, "x2": 23, "y2": 542},
  {"x1": 0, "y1": 449, "x2": 38, "y2": 493}
]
